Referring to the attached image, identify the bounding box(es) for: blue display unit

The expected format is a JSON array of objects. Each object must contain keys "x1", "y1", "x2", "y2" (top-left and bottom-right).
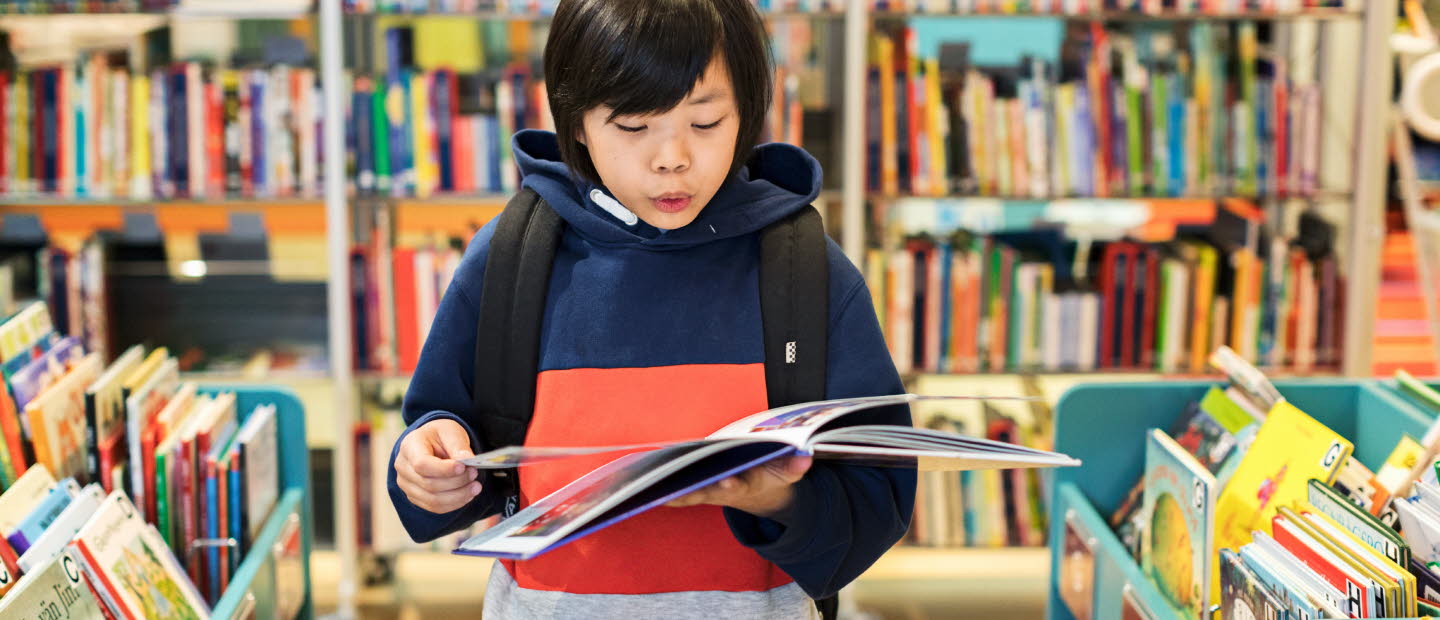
[
  {"x1": 199, "y1": 385, "x2": 314, "y2": 620},
  {"x1": 1047, "y1": 380, "x2": 1435, "y2": 620}
]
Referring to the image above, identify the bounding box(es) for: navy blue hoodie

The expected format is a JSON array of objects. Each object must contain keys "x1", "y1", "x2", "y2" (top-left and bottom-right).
[{"x1": 389, "y1": 130, "x2": 914, "y2": 614}]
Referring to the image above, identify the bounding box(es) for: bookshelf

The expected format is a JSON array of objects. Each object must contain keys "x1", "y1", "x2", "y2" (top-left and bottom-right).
[{"x1": 0, "y1": 0, "x2": 1402, "y2": 615}]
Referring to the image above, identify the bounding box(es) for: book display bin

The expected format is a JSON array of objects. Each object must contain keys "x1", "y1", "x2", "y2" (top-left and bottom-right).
[{"x1": 1047, "y1": 379, "x2": 1435, "y2": 620}]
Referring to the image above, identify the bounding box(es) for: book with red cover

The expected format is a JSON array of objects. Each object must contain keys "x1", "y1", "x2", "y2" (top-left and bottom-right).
[
  {"x1": 1119, "y1": 244, "x2": 1140, "y2": 369},
  {"x1": 1097, "y1": 243, "x2": 1122, "y2": 369},
  {"x1": 142, "y1": 424, "x2": 160, "y2": 524},
  {"x1": 1139, "y1": 247, "x2": 1160, "y2": 370},
  {"x1": 923, "y1": 243, "x2": 944, "y2": 373},
  {"x1": 1269, "y1": 516, "x2": 1372, "y2": 617},
  {"x1": 393, "y1": 247, "x2": 420, "y2": 373},
  {"x1": 177, "y1": 429, "x2": 200, "y2": 585},
  {"x1": 902, "y1": 27, "x2": 920, "y2": 195},
  {"x1": 0, "y1": 532, "x2": 21, "y2": 597},
  {"x1": 206, "y1": 81, "x2": 224, "y2": 197}
]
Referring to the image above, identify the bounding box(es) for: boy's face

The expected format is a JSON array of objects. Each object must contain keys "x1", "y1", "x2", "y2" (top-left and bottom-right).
[{"x1": 578, "y1": 53, "x2": 739, "y2": 231}]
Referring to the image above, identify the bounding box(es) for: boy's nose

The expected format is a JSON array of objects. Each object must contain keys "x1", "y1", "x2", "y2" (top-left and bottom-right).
[{"x1": 652, "y1": 136, "x2": 691, "y2": 174}]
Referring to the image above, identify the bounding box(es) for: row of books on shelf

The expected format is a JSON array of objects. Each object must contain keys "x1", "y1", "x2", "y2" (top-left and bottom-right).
[
  {"x1": 908, "y1": 404, "x2": 1050, "y2": 547},
  {"x1": 344, "y1": 24, "x2": 811, "y2": 198},
  {"x1": 1062, "y1": 351, "x2": 1440, "y2": 618},
  {"x1": 351, "y1": 205, "x2": 465, "y2": 374},
  {"x1": 343, "y1": 0, "x2": 844, "y2": 14},
  {"x1": 868, "y1": 207, "x2": 1343, "y2": 376},
  {"x1": 0, "y1": 302, "x2": 283, "y2": 616},
  {"x1": 870, "y1": 0, "x2": 1359, "y2": 13},
  {"x1": 0, "y1": 56, "x2": 322, "y2": 201},
  {"x1": 0, "y1": 0, "x2": 179, "y2": 13},
  {"x1": 867, "y1": 21, "x2": 1327, "y2": 200}
]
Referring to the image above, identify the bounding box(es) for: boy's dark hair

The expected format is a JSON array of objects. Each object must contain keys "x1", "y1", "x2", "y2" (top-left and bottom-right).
[{"x1": 544, "y1": 0, "x2": 774, "y2": 184}]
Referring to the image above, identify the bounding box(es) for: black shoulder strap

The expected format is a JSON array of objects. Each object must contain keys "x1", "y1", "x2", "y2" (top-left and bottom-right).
[
  {"x1": 759, "y1": 205, "x2": 829, "y2": 408},
  {"x1": 473, "y1": 188, "x2": 562, "y2": 507}
]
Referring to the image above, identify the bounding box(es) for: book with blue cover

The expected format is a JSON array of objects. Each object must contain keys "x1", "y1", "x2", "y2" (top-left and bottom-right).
[
  {"x1": 7, "y1": 477, "x2": 79, "y2": 554},
  {"x1": 1142, "y1": 428, "x2": 1217, "y2": 619},
  {"x1": 454, "y1": 394, "x2": 1079, "y2": 560}
]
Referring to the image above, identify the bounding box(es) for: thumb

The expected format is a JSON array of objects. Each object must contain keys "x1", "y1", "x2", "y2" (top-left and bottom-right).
[
  {"x1": 787, "y1": 455, "x2": 813, "y2": 478},
  {"x1": 770, "y1": 455, "x2": 812, "y2": 483},
  {"x1": 431, "y1": 419, "x2": 476, "y2": 461}
]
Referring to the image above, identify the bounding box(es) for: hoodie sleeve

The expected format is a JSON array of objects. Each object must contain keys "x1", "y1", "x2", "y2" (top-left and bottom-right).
[
  {"x1": 387, "y1": 219, "x2": 508, "y2": 543},
  {"x1": 723, "y1": 245, "x2": 916, "y2": 600}
]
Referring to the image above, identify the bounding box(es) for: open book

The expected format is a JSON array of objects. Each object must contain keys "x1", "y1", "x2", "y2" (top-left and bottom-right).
[{"x1": 454, "y1": 394, "x2": 1080, "y2": 559}]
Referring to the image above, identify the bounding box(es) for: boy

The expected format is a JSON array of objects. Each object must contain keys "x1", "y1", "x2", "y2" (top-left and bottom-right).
[{"x1": 389, "y1": 0, "x2": 915, "y2": 616}]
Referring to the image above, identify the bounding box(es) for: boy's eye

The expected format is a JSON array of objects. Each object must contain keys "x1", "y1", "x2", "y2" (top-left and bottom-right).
[
  {"x1": 694, "y1": 119, "x2": 723, "y2": 130},
  {"x1": 614, "y1": 123, "x2": 646, "y2": 133}
]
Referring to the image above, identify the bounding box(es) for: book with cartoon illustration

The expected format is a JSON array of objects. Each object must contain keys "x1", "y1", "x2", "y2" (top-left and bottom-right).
[
  {"x1": 455, "y1": 394, "x2": 1080, "y2": 559},
  {"x1": 1141, "y1": 429, "x2": 1216, "y2": 619},
  {"x1": 67, "y1": 491, "x2": 209, "y2": 620}
]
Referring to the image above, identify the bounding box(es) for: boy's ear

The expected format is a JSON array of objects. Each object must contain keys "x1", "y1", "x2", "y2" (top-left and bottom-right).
[{"x1": 576, "y1": 128, "x2": 587, "y2": 147}]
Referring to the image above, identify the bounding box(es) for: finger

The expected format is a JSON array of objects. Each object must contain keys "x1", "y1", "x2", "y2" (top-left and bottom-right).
[
  {"x1": 410, "y1": 482, "x2": 483, "y2": 513},
  {"x1": 432, "y1": 421, "x2": 477, "y2": 461},
  {"x1": 412, "y1": 452, "x2": 465, "y2": 478},
  {"x1": 409, "y1": 470, "x2": 479, "y2": 494}
]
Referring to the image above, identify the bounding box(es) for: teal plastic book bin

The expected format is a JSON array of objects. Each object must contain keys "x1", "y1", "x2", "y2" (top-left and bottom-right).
[
  {"x1": 1046, "y1": 380, "x2": 1436, "y2": 620},
  {"x1": 198, "y1": 385, "x2": 314, "y2": 620}
]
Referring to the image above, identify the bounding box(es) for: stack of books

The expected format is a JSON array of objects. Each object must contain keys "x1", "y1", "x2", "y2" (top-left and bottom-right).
[
  {"x1": 0, "y1": 302, "x2": 281, "y2": 609},
  {"x1": 1068, "y1": 352, "x2": 1440, "y2": 618}
]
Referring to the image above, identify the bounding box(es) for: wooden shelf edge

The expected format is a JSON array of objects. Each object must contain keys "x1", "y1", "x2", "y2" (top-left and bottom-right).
[{"x1": 861, "y1": 545, "x2": 1049, "y2": 581}]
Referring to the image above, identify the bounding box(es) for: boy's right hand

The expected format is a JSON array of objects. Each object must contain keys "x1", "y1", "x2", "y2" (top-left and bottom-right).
[{"x1": 395, "y1": 418, "x2": 482, "y2": 514}]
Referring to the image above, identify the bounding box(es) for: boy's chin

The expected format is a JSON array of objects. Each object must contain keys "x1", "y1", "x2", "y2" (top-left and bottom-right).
[{"x1": 637, "y1": 208, "x2": 704, "y2": 231}]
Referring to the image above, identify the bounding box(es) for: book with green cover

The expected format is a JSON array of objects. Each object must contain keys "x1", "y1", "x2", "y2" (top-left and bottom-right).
[{"x1": 372, "y1": 87, "x2": 392, "y2": 194}]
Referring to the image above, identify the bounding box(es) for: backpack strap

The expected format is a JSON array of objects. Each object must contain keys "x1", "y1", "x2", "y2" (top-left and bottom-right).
[
  {"x1": 473, "y1": 188, "x2": 563, "y2": 511},
  {"x1": 760, "y1": 206, "x2": 835, "y2": 620},
  {"x1": 759, "y1": 205, "x2": 830, "y2": 407}
]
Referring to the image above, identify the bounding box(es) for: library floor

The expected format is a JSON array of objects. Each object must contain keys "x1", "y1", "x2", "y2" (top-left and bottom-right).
[{"x1": 311, "y1": 547, "x2": 1049, "y2": 619}]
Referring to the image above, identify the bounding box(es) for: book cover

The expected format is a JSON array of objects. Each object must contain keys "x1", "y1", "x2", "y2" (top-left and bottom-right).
[
  {"x1": 7, "y1": 478, "x2": 79, "y2": 554},
  {"x1": 70, "y1": 491, "x2": 209, "y2": 620},
  {"x1": 25, "y1": 353, "x2": 103, "y2": 482},
  {"x1": 0, "y1": 464, "x2": 57, "y2": 538},
  {"x1": 1307, "y1": 479, "x2": 1409, "y2": 568},
  {"x1": 0, "y1": 533, "x2": 19, "y2": 598},
  {"x1": 1219, "y1": 548, "x2": 1288, "y2": 620},
  {"x1": 457, "y1": 395, "x2": 1078, "y2": 559},
  {"x1": 86, "y1": 346, "x2": 144, "y2": 494},
  {"x1": 0, "y1": 548, "x2": 107, "y2": 620},
  {"x1": 237, "y1": 404, "x2": 278, "y2": 544},
  {"x1": 16, "y1": 483, "x2": 104, "y2": 575},
  {"x1": 1142, "y1": 428, "x2": 1217, "y2": 619},
  {"x1": 1214, "y1": 400, "x2": 1351, "y2": 606},
  {"x1": 123, "y1": 355, "x2": 177, "y2": 519}
]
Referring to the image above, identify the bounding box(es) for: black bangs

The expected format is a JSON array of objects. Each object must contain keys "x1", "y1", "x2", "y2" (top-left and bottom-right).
[
  {"x1": 592, "y1": 2, "x2": 722, "y2": 119},
  {"x1": 545, "y1": 0, "x2": 774, "y2": 184}
]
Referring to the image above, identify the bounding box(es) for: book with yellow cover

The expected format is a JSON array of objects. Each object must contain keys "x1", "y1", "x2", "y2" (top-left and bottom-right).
[{"x1": 1211, "y1": 400, "x2": 1351, "y2": 606}]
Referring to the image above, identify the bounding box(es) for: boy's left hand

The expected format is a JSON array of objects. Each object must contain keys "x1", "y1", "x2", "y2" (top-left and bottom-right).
[{"x1": 665, "y1": 455, "x2": 812, "y2": 520}]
